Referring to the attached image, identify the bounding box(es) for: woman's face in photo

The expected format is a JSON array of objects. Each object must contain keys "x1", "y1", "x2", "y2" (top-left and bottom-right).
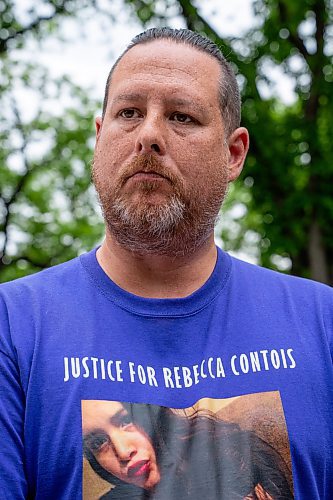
[{"x1": 82, "y1": 400, "x2": 161, "y2": 490}]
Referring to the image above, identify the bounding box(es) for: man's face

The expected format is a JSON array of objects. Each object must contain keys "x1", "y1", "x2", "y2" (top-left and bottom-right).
[
  {"x1": 82, "y1": 400, "x2": 160, "y2": 490},
  {"x1": 92, "y1": 40, "x2": 246, "y2": 255}
]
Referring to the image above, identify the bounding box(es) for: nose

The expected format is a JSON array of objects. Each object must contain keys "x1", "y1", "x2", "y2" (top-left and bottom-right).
[
  {"x1": 112, "y1": 432, "x2": 136, "y2": 462},
  {"x1": 135, "y1": 113, "x2": 166, "y2": 156}
]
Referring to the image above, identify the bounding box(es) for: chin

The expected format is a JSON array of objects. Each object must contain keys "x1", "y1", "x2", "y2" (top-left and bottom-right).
[{"x1": 143, "y1": 469, "x2": 160, "y2": 490}]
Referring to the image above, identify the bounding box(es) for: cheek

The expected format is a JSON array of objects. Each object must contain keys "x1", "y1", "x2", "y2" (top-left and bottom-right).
[
  {"x1": 135, "y1": 434, "x2": 155, "y2": 456},
  {"x1": 175, "y1": 133, "x2": 225, "y2": 169},
  {"x1": 99, "y1": 124, "x2": 134, "y2": 154},
  {"x1": 98, "y1": 452, "x2": 121, "y2": 476},
  {"x1": 94, "y1": 144, "x2": 123, "y2": 181}
]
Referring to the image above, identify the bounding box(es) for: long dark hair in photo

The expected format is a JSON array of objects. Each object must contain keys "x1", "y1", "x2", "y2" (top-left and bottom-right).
[{"x1": 83, "y1": 403, "x2": 293, "y2": 500}]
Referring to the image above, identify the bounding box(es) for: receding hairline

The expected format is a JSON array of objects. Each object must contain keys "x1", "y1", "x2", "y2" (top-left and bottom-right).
[
  {"x1": 101, "y1": 29, "x2": 241, "y2": 135},
  {"x1": 105, "y1": 37, "x2": 222, "y2": 90},
  {"x1": 105, "y1": 38, "x2": 222, "y2": 99},
  {"x1": 117, "y1": 36, "x2": 222, "y2": 64}
]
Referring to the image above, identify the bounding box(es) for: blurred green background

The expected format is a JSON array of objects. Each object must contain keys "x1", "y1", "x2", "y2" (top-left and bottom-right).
[{"x1": 1, "y1": 0, "x2": 332, "y2": 284}]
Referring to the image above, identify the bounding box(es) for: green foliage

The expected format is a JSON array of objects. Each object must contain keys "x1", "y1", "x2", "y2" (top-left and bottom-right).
[
  {"x1": 0, "y1": 0, "x2": 110, "y2": 283},
  {"x1": 0, "y1": 0, "x2": 93, "y2": 55},
  {"x1": 238, "y1": 0, "x2": 333, "y2": 282},
  {"x1": 0, "y1": 59, "x2": 104, "y2": 283}
]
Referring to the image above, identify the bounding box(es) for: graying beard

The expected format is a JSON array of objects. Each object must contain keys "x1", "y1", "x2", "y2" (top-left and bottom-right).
[
  {"x1": 107, "y1": 196, "x2": 220, "y2": 257},
  {"x1": 111, "y1": 196, "x2": 186, "y2": 237},
  {"x1": 99, "y1": 174, "x2": 228, "y2": 256}
]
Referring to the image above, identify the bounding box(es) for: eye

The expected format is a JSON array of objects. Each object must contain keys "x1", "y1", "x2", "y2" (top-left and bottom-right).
[
  {"x1": 119, "y1": 108, "x2": 141, "y2": 119},
  {"x1": 84, "y1": 431, "x2": 110, "y2": 453},
  {"x1": 170, "y1": 112, "x2": 194, "y2": 124},
  {"x1": 120, "y1": 415, "x2": 134, "y2": 428}
]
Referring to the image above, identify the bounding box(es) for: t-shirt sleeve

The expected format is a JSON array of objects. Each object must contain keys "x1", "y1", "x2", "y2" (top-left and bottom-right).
[
  {"x1": 323, "y1": 285, "x2": 333, "y2": 363},
  {"x1": 0, "y1": 294, "x2": 28, "y2": 499}
]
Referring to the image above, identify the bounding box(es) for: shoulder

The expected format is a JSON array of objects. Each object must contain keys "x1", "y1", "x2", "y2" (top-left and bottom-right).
[
  {"x1": 228, "y1": 255, "x2": 333, "y2": 341},
  {"x1": 229, "y1": 254, "x2": 333, "y2": 299},
  {"x1": 0, "y1": 252, "x2": 95, "y2": 360},
  {"x1": 0, "y1": 252, "x2": 94, "y2": 336},
  {"x1": 0, "y1": 251, "x2": 91, "y2": 303}
]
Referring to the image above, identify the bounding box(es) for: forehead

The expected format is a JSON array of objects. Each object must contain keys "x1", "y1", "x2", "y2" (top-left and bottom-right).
[
  {"x1": 82, "y1": 400, "x2": 124, "y2": 431},
  {"x1": 107, "y1": 40, "x2": 221, "y2": 106}
]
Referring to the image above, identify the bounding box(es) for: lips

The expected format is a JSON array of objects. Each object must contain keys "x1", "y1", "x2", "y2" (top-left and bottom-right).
[
  {"x1": 129, "y1": 171, "x2": 168, "y2": 181},
  {"x1": 127, "y1": 459, "x2": 150, "y2": 478}
]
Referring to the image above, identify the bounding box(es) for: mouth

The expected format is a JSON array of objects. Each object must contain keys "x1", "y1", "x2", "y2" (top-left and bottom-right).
[
  {"x1": 128, "y1": 171, "x2": 169, "y2": 182},
  {"x1": 127, "y1": 459, "x2": 151, "y2": 479}
]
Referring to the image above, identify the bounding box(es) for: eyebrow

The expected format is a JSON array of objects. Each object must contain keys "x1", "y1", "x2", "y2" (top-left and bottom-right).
[
  {"x1": 83, "y1": 409, "x2": 128, "y2": 439},
  {"x1": 111, "y1": 93, "x2": 207, "y2": 115},
  {"x1": 168, "y1": 98, "x2": 206, "y2": 115},
  {"x1": 110, "y1": 408, "x2": 128, "y2": 425},
  {"x1": 83, "y1": 429, "x2": 108, "y2": 451},
  {"x1": 112, "y1": 93, "x2": 143, "y2": 104}
]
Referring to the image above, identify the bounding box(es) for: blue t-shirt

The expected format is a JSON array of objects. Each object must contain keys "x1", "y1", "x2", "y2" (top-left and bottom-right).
[{"x1": 0, "y1": 247, "x2": 332, "y2": 499}]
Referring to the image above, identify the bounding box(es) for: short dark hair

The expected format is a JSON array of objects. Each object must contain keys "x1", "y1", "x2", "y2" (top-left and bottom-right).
[{"x1": 102, "y1": 27, "x2": 241, "y2": 136}]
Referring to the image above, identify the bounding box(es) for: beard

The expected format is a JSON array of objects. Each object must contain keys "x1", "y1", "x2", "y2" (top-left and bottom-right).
[{"x1": 92, "y1": 153, "x2": 229, "y2": 257}]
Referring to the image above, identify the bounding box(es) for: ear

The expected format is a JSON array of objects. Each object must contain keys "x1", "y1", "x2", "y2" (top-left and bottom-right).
[
  {"x1": 95, "y1": 116, "x2": 102, "y2": 144},
  {"x1": 227, "y1": 127, "x2": 250, "y2": 182}
]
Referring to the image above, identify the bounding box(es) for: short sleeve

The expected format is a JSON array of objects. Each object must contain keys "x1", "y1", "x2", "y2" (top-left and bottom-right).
[
  {"x1": 322, "y1": 285, "x2": 333, "y2": 364},
  {"x1": 0, "y1": 294, "x2": 28, "y2": 499}
]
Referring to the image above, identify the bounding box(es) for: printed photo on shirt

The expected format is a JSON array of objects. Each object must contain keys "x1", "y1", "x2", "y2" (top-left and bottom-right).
[{"x1": 82, "y1": 391, "x2": 294, "y2": 499}]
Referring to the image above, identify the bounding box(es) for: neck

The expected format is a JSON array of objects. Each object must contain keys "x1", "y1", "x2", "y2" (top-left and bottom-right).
[{"x1": 96, "y1": 231, "x2": 218, "y2": 299}]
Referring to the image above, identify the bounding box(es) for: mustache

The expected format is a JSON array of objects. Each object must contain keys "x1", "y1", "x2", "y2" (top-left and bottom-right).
[{"x1": 118, "y1": 155, "x2": 179, "y2": 186}]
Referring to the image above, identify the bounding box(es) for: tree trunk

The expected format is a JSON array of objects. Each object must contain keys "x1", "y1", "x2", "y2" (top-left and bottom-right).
[{"x1": 308, "y1": 219, "x2": 329, "y2": 284}]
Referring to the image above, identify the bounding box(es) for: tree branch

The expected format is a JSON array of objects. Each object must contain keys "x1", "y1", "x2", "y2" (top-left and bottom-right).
[
  {"x1": 177, "y1": 0, "x2": 237, "y2": 59},
  {"x1": 0, "y1": 100, "x2": 34, "y2": 260},
  {"x1": 0, "y1": 0, "x2": 72, "y2": 54},
  {"x1": 277, "y1": 1, "x2": 309, "y2": 60}
]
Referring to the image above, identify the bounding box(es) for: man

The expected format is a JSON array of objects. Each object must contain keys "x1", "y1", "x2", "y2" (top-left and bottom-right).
[{"x1": 0, "y1": 27, "x2": 332, "y2": 499}]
